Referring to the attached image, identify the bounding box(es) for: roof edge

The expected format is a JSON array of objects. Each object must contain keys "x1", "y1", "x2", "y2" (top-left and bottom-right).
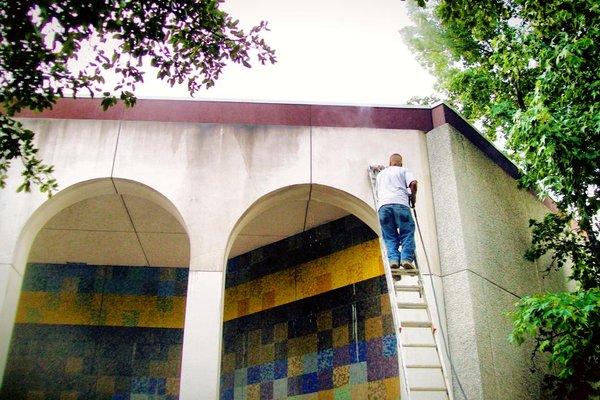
[{"x1": 15, "y1": 97, "x2": 534, "y2": 194}]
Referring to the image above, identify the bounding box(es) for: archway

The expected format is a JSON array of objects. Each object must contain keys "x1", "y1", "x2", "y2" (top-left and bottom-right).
[
  {"x1": 220, "y1": 184, "x2": 401, "y2": 399},
  {"x1": 1, "y1": 178, "x2": 190, "y2": 399}
]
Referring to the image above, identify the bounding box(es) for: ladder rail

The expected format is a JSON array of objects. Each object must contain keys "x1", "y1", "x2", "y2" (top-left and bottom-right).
[
  {"x1": 413, "y1": 258, "x2": 455, "y2": 400},
  {"x1": 368, "y1": 167, "x2": 412, "y2": 400},
  {"x1": 368, "y1": 166, "x2": 455, "y2": 400}
]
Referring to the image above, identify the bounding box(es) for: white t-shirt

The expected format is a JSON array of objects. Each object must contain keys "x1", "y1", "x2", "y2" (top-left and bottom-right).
[{"x1": 376, "y1": 166, "x2": 416, "y2": 210}]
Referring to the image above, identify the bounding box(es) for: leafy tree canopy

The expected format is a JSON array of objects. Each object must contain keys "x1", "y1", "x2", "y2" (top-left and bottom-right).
[
  {"x1": 402, "y1": 0, "x2": 599, "y2": 397},
  {"x1": 0, "y1": 0, "x2": 276, "y2": 193}
]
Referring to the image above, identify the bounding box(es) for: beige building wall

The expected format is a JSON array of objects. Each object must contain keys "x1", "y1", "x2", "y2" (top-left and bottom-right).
[
  {"x1": 0, "y1": 104, "x2": 568, "y2": 399},
  {"x1": 0, "y1": 117, "x2": 442, "y2": 399},
  {"x1": 427, "y1": 124, "x2": 570, "y2": 400}
]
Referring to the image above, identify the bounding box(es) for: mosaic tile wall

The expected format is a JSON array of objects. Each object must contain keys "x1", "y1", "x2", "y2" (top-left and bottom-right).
[
  {"x1": 221, "y1": 215, "x2": 400, "y2": 399},
  {"x1": 1, "y1": 263, "x2": 188, "y2": 400}
]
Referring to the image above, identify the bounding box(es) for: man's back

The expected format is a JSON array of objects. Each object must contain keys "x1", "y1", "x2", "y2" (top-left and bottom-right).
[{"x1": 376, "y1": 166, "x2": 414, "y2": 209}]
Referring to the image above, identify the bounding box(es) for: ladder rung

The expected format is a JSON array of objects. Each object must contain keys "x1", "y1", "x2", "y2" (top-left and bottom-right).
[
  {"x1": 391, "y1": 268, "x2": 420, "y2": 276},
  {"x1": 407, "y1": 364, "x2": 442, "y2": 369},
  {"x1": 403, "y1": 343, "x2": 437, "y2": 348},
  {"x1": 397, "y1": 302, "x2": 427, "y2": 309},
  {"x1": 411, "y1": 387, "x2": 448, "y2": 392},
  {"x1": 394, "y1": 284, "x2": 421, "y2": 292},
  {"x1": 401, "y1": 320, "x2": 432, "y2": 328}
]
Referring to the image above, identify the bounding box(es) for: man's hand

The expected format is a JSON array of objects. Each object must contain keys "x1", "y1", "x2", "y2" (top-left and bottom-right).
[
  {"x1": 408, "y1": 180, "x2": 418, "y2": 208},
  {"x1": 409, "y1": 194, "x2": 416, "y2": 208}
]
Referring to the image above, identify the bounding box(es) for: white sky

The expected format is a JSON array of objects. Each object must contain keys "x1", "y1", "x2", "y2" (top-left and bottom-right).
[{"x1": 134, "y1": 0, "x2": 436, "y2": 106}]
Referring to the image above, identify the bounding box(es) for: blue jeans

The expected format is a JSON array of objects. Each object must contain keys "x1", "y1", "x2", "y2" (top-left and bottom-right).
[{"x1": 378, "y1": 204, "x2": 416, "y2": 264}]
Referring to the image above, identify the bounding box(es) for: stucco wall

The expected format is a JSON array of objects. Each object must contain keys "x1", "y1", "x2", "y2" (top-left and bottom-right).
[
  {"x1": 427, "y1": 124, "x2": 570, "y2": 400},
  {"x1": 0, "y1": 117, "x2": 441, "y2": 398}
]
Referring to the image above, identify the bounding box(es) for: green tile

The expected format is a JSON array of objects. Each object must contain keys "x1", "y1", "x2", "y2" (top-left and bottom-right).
[
  {"x1": 349, "y1": 361, "x2": 367, "y2": 384},
  {"x1": 334, "y1": 385, "x2": 352, "y2": 400},
  {"x1": 273, "y1": 378, "x2": 287, "y2": 399}
]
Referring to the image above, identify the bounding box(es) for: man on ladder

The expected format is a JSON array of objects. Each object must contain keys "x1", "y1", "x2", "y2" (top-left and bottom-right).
[{"x1": 375, "y1": 153, "x2": 418, "y2": 271}]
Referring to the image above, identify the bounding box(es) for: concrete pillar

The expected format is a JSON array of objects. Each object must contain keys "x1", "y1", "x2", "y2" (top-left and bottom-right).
[
  {"x1": 0, "y1": 264, "x2": 23, "y2": 385},
  {"x1": 179, "y1": 270, "x2": 224, "y2": 399}
]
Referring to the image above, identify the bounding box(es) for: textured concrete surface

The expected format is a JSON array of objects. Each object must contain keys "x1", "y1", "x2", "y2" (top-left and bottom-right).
[
  {"x1": 180, "y1": 270, "x2": 224, "y2": 399},
  {"x1": 0, "y1": 114, "x2": 568, "y2": 398},
  {"x1": 1, "y1": 118, "x2": 436, "y2": 397},
  {"x1": 0, "y1": 264, "x2": 22, "y2": 386},
  {"x1": 427, "y1": 124, "x2": 570, "y2": 400}
]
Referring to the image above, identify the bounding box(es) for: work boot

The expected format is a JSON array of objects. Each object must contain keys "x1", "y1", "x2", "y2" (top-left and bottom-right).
[
  {"x1": 389, "y1": 261, "x2": 400, "y2": 270},
  {"x1": 401, "y1": 260, "x2": 415, "y2": 270}
]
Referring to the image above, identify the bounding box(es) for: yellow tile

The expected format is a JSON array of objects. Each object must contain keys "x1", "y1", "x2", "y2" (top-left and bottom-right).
[
  {"x1": 332, "y1": 325, "x2": 349, "y2": 348},
  {"x1": 367, "y1": 380, "x2": 387, "y2": 399},
  {"x1": 383, "y1": 377, "x2": 400, "y2": 399},
  {"x1": 288, "y1": 335, "x2": 317, "y2": 357},
  {"x1": 222, "y1": 353, "x2": 236, "y2": 373},
  {"x1": 365, "y1": 317, "x2": 384, "y2": 341},
  {"x1": 333, "y1": 365, "x2": 349, "y2": 387},
  {"x1": 247, "y1": 384, "x2": 260, "y2": 400},
  {"x1": 288, "y1": 355, "x2": 303, "y2": 376},
  {"x1": 222, "y1": 239, "x2": 384, "y2": 322},
  {"x1": 16, "y1": 292, "x2": 102, "y2": 326},
  {"x1": 95, "y1": 376, "x2": 115, "y2": 394},
  {"x1": 64, "y1": 357, "x2": 83, "y2": 374},
  {"x1": 351, "y1": 382, "x2": 369, "y2": 398},
  {"x1": 59, "y1": 392, "x2": 78, "y2": 400},
  {"x1": 166, "y1": 378, "x2": 180, "y2": 396},
  {"x1": 315, "y1": 273, "x2": 332, "y2": 295},
  {"x1": 261, "y1": 343, "x2": 275, "y2": 364},
  {"x1": 317, "y1": 390, "x2": 334, "y2": 400},
  {"x1": 317, "y1": 311, "x2": 332, "y2": 331},
  {"x1": 274, "y1": 322, "x2": 288, "y2": 342}
]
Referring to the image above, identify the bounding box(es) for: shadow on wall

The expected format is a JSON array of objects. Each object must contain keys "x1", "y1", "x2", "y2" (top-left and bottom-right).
[{"x1": 220, "y1": 215, "x2": 401, "y2": 399}]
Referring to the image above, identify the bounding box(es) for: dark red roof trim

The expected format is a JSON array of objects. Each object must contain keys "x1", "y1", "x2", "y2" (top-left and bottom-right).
[{"x1": 17, "y1": 98, "x2": 519, "y2": 179}]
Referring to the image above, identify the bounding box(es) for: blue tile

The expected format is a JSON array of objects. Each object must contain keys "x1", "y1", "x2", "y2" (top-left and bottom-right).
[
  {"x1": 318, "y1": 370, "x2": 333, "y2": 390},
  {"x1": 221, "y1": 372, "x2": 234, "y2": 390},
  {"x1": 317, "y1": 349, "x2": 333, "y2": 372},
  {"x1": 382, "y1": 335, "x2": 397, "y2": 357},
  {"x1": 349, "y1": 341, "x2": 367, "y2": 363},
  {"x1": 260, "y1": 361, "x2": 274, "y2": 382},
  {"x1": 274, "y1": 359, "x2": 287, "y2": 379},
  {"x1": 333, "y1": 345, "x2": 350, "y2": 366},
  {"x1": 220, "y1": 388, "x2": 234, "y2": 400},
  {"x1": 247, "y1": 365, "x2": 261, "y2": 384},
  {"x1": 287, "y1": 376, "x2": 302, "y2": 396},
  {"x1": 157, "y1": 281, "x2": 175, "y2": 296},
  {"x1": 300, "y1": 372, "x2": 318, "y2": 394},
  {"x1": 302, "y1": 352, "x2": 317, "y2": 374}
]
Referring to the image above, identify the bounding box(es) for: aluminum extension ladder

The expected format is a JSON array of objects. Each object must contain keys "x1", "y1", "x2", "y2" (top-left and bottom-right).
[{"x1": 368, "y1": 166, "x2": 452, "y2": 400}]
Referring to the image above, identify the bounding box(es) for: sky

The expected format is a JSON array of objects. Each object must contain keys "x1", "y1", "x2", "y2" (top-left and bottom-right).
[{"x1": 134, "y1": 0, "x2": 436, "y2": 106}]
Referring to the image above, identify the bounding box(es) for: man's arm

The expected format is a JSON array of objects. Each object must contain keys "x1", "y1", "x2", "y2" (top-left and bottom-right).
[{"x1": 408, "y1": 180, "x2": 418, "y2": 207}]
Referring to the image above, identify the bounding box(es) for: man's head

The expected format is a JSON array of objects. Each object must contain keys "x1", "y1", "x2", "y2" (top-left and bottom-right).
[{"x1": 389, "y1": 153, "x2": 403, "y2": 167}]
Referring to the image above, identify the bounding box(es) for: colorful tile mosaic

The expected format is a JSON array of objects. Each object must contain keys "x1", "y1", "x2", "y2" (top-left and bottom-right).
[
  {"x1": 2, "y1": 263, "x2": 188, "y2": 399},
  {"x1": 2, "y1": 324, "x2": 183, "y2": 400},
  {"x1": 223, "y1": 238, "x2": 385, "y2": 321},
  {"x1": 221, "y1": 215, "x2": 400, "y2": 399}
]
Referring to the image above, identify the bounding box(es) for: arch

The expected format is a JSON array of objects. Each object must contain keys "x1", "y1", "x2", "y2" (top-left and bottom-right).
[
  {"x1": 218, "y1": 183, "x2": 405, "y2": 399},
  {"x1": 1, "y1": 177, "x2": 191, "y2": 392},
  {"x1": 11, "y1": 177, "x2": 189, "y2": 274},
  {"x1": 223, "y1": 183, "x2": 380, "y2": 268}
]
